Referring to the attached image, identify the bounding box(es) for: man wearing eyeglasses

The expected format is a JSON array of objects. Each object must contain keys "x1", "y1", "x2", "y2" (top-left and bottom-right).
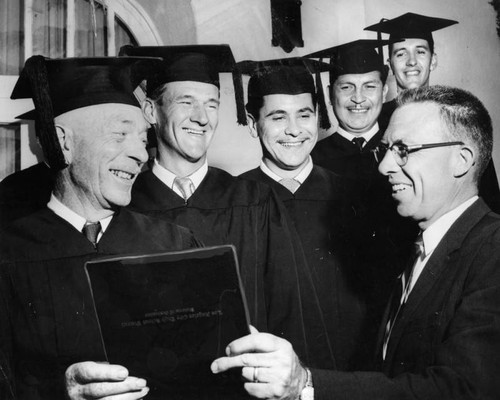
[{"x1": 211, "y1": 85, "x2": 500, "y2": 399}]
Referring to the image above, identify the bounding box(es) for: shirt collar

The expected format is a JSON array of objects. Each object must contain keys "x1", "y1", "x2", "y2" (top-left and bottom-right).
[
  {"x1": 421, "y1": 196, "x2": 479, "y2": 256},
  {"x1": 47, "y1": 194, "x2": 113, "y2": 235},
  {"x1": 152, "y1": 158, "x2": 208, "y2": 191},
  {"x1": 259, "y1": 156, "x2": 313, "y2": 184},
  {"x1": 337, "y1": 123, "x2": 379, "y2": 144}
]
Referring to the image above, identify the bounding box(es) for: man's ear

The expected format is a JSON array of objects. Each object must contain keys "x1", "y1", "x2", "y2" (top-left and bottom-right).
[
  {"x1": 387, "y1": 58, "x2": 394, "y2": 74},
  {"x1": 55, "y1": 124, "x2": 74, "y2": 164},
  {"x1": 246, "y1": 112, "x2": 259, "y2": 138},
  {"x1": 382, "y1": 83, "x2": 389, "y2": 103},
  {"x1": 454, "y1": 145, "x2": 475, "y2": 178},
  {"x1": 142, "y1": 98, "x2": 157, "y2": 125},
  {"x1": 430, "y1": 53, "x2": 438, "y2": 71}
]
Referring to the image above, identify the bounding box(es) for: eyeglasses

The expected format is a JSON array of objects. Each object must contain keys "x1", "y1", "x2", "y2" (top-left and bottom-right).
[{"x1": 372, "y1": 141, "x2": 464, "y2": 166}]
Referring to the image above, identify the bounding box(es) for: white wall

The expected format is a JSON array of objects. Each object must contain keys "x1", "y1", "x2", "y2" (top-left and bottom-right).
[
  {"x1": 12, "y1": 0, "x2": 500, "y2": 178},
  {"x1": 182, "y1": 0, "x2": 500, "y2": 176}
]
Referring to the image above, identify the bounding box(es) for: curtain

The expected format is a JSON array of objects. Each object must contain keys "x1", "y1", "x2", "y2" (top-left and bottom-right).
[{"x1": 0, "y1": 0, "x2": 23, "y2": 74}]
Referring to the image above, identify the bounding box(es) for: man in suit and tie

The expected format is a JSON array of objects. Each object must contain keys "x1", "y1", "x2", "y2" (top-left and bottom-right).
[
  {"x1": 211, "y1": 85, "x2": 500, "y2": 400},
  {"x1": 365, "y1": 12, "x2": 500, "y2": 212}
]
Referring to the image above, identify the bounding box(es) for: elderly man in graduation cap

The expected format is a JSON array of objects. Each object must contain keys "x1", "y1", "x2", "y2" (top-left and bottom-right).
[
  {"x1": 238, "y1": 57, "x2": 387, "y2": 371},
  {"x1": 365, "y1": 12, "x2": 500, "y2": 212},
  {"x1": 0, "y1": 56, "x2": 201, "y2": 400},
  {"x1": 119, "y1": 45, "x2": 332, "y2": 370}
]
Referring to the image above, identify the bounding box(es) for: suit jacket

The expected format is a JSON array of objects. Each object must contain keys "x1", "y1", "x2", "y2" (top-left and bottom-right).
[{"x1": 312, "y1": 199, "x2": 500, "y2": 399}]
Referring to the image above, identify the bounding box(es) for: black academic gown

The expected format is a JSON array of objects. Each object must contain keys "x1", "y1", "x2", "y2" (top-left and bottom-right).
[
  {"x1": 378, "y1": 99, "x2": 500, "y2": 213},
  {"x1": 312, "y1": 131, "x2": 420, "y2": 338},
  {"x1": 0, "y1": 207, "x2": 199, "y2": 400},
  {"x1": 240, "y1": 165, "x2": 390, "y2": 370},
  {"x1": 129, "y1": 167, "x2": 335, "y2": 369},
  {"x1": 0, "y1": 162, "x2": 54, "y2": 227}
]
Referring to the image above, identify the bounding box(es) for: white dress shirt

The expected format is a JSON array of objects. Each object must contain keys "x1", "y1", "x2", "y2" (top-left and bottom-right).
[
  {"x1": 47, "y1": 194, "x2": 112, "y2": 242},
  {"x1": 260, "y1": 156, "x2": 313, "y2": 184},
  {"x1": 336, "y1": 123, "x2": 380, "y2": 147},
  {"x1": 152, "y1": 158, "x2": 208, "y2": 200}
]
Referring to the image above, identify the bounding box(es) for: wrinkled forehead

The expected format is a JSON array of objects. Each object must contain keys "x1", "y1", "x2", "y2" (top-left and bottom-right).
[
  {"x1": 334, "y1": 70, "x2": 383, "y2": 85},
  {"x1": 57, "y1": 103, "x2": 147, "y2": 131},
  {"x1": 162, "y1": 80, "x2": 220, "y2": 99},
  {"x1": 384, "y1": 102, "x2": 445, "y2": 143}
]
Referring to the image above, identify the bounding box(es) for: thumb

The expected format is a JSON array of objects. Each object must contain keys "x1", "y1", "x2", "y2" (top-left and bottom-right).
[{"x1": 249, "y1": 325, "x2": 259, "y2": 334}]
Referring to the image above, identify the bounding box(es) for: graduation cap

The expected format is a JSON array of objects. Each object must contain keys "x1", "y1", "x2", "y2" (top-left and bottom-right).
[
  {"x1": 237, "y1": 57, "x2": 332, "y2": 129},
  {"x1": 11, "y1": 55, "x2": 162, "y2": 170},
  {"x1": 305, "y1": 39, "x2": 391, "y2": 83},
  {"x1": 119, "y1": 44, "x2": 247, "y2": 126},
  {"x1": 364, "y1": 13, "x2": 458, "y2": 53}
]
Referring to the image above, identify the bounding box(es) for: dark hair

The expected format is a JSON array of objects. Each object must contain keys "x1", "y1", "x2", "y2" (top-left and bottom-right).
[
  {"x1": 389, "y1": 38, "x2": 434, "y2": 56},
  {"x1": 397, "y1": 85, "x2": 493, "y2": 180},
  {"x1": 245, "y1": 92, "x2": 317, "y2": 122}
]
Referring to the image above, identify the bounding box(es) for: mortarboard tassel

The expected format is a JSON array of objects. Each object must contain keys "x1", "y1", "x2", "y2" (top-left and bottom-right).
[
  {"x1": 315, "y1": 66, "x2": 331, "y2": 130},
  {"x1": 24, "y1": 56, "x2": 67, "y2": 171},
  {"x1": 233, "y1": 66, "x2": 247, "y2": 126}
]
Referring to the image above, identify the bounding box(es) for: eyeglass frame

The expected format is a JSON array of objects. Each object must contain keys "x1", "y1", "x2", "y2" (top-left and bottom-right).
[{"x1": 372, "y1": 141, "x2": 465, "y2": 166}]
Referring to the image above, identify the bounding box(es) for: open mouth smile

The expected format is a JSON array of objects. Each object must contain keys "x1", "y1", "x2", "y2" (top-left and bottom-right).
[{"x1": 110, "y1": 169, "x2": 136, "y2": 181}]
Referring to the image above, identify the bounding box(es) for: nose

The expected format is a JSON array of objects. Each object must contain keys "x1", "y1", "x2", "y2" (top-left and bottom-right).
[
  {"x1": 378, "y1": 146, "x2": 400, "y2": 176},
  {"x1": 191, "y1": 103, "x2": 209, "y2": 125},
  {"x1": 351, "y1": 87, "x2": 365, "y2": 104},
  {"x1": 285, "y1": 117, "x2": 301, "y2": 136},
  {"x1": 127, "y1": 133, "x2": 149, "y2": 165},
  {"x1": 406, "y1": 51, "x2": 417, "y2": 66}
]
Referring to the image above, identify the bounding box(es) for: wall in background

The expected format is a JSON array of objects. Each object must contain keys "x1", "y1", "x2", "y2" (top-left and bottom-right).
[
  {"x1": 10, "y1": 0, "x2": 500, "y2": 178},
  {"x1": 137, "y1": 0, "x2": 500, "y2": 176}
]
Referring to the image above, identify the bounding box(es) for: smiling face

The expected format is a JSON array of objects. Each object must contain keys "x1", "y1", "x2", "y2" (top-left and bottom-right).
[
  {"x1": 378, "y1": 102, "x2": 464, "y2": 229},
  {"x1": 60, "y1": 103, "x2": 149, "y2": 212},
  {"x1": 150, "y1": 81, "x2": 219, "y2": 172},
  {"x1": 331, "y1": 70, "x2": 387, "y2": 135},
  {"x1": 389, "y1": 38, "x2": 437, "y2": 91},
  {"x1": 253, "y1": 93, "x2": 317, "y2": 176}
]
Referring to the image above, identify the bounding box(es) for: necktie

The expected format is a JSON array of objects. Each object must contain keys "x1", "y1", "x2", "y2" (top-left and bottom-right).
[
  {"x1": 279, "y1": 178, "x2": 301, "y2": 194},
  {"x1": 174, "y1": 176, "x2": 195, "y2": 201},
  {"x1": 352, "y1": 137, "x2": 366, "y2": 152},
  {"x1": 82, "y1": 221, "x2": 101, "y2": 247},
  {"x1": 382, "y1": 233, "x2": 424, "y2": 358}
]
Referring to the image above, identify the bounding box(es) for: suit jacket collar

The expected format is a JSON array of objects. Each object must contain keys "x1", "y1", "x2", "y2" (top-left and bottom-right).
[{"x1": 380, "y1": 198, "x2": 491, "y2": 363}]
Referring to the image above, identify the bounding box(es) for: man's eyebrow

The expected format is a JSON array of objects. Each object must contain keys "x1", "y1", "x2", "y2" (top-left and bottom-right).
[
  {"x1": 175, "y1": 94, "x2": 220, "y2": 104},
  {"x1": 264, "y1": 109, "x2": 287, "y2": 118},
  {"x1": 297, "y1": 107, "x2": 315, "y2": 113}
]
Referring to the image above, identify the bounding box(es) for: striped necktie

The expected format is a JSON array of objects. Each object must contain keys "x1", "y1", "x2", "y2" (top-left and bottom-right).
[
  {"x1": 82, "y1": 221, "x2": 101, "y2": 248},
  {"x1": 174, "y1": 176, "x2": 195, "y2": 201},
  {"x1": 279, "y1": 178, "x2": 300, "y2": 193}
]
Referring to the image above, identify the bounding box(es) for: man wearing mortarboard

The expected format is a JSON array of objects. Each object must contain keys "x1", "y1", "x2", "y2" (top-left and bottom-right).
[
  {"x1": 365, "y1": 14, "x2": 500, "y2": 212},
  {"x1": 306, "y1": 39, "x2": 419, "y2": 323},
  {"x1": 307, "y1": 39, "x2": 390, "y2": 178},
  {"x1": 0, "y1": 56, "x2": 201, "y2": 400},
  {"x1": 119, "y1": 45, "x2": 332, "y2": 370},
  {"x1": 364, "y1": 12, "x2": 458, "y2": 128},
  {"x1": 238, "y1": 56, "x2": 385, "y2": 371}
]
